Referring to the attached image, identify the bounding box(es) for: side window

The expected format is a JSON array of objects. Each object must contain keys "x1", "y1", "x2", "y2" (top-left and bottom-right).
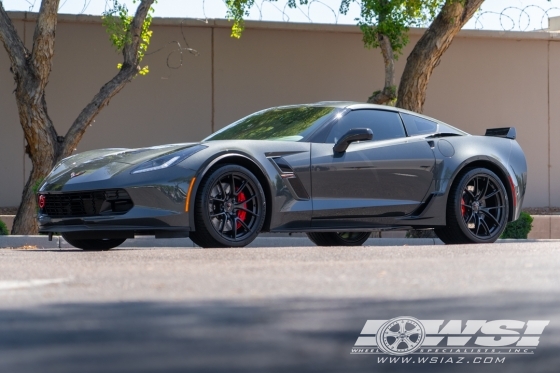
[
  {"x1": 326, "y1": 110, "x2": 406, "y2": 143},
  {"x1": 437, "y1": 122, "x2": 466, "y2": 135},
  {"x1": 400, "y1": 113, "x2": 438, "y2": 136}
]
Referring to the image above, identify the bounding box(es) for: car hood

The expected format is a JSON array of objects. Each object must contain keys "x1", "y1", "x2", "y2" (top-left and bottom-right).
[{"x1": 42, "y1": 143, "x2": 199, "y2": 190}]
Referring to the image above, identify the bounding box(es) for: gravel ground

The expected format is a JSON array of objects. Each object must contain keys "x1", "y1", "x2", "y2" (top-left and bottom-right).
[{"x1": 0, "y1": 207, "x2": 17, "y2": 215}]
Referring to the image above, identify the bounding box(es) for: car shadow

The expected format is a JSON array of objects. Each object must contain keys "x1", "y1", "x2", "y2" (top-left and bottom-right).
[{"x1": 0, "y1": 292, "x2": 558, "y2": 373}]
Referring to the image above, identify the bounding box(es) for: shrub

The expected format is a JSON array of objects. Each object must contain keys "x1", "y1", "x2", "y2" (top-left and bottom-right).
[
  {"x1": 501, "y1": 212, "x2": 533, "y2": 239},
  {"x1": 0, "y1": 220, "x2": 8, "y2": 236}
]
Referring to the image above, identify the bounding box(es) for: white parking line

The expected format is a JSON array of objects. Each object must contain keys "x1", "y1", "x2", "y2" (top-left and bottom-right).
[{"x1": 0, "y1": 278, "x2": 69, "y2": 291}]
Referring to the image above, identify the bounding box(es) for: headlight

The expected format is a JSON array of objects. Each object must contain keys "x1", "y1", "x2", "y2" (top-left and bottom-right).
[{"x1": 131, "y1": 145, "x2": 206, "y2": 174}]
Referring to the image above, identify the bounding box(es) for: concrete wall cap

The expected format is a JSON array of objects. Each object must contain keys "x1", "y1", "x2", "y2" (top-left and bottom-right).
[{"x1": 6, "y1": 11, "x2": 560, "y2": 41}]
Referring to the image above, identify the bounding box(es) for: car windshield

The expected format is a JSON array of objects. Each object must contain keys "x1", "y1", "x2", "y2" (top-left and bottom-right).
[{"x1": 204, "y1": 106, "x2": 339, "y2": 141}]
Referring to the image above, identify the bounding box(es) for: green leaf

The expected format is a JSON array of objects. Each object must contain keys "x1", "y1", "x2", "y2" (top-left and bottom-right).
[{"x1": 102, "y1": 0, "x2": 156, "y2": 76}]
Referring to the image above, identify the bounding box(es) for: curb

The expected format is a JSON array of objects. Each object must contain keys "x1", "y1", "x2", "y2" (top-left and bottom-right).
[
  {"x1": 0, "y1": 235, "x2": 557, "y2": 249},
  {"x1": 0, "y1": 235, "x2": 441, "y2": 249},
  {"x1": 2, "y1": 215, "x2": 560, "y2": 242}
]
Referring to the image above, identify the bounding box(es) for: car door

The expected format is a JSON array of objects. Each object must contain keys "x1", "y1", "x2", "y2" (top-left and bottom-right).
[{"x1": 310, "y1": 109, "x2": 436, "y2": 223}]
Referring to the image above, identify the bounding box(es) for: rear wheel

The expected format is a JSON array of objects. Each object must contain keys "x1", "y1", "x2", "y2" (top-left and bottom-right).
[
  {"x1": 189, "y1": 164, "x2": 266, "y2": 248},
  {"x1": 435, "y1": 168, "x2": 509, "y2": 244},
  {"x1": 306, "y1": 232, "x2": 371, "y2": 246},
  {"x1": 62, "y1": 235, "x2": 126, "y2": 251}
]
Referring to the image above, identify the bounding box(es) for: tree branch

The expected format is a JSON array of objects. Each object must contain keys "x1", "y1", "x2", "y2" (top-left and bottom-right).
[
  {"x1": 396, "y1": 0, "x2": 484, "y2": 112},
  {"x1": 61, "y1": 0, "x2": 155, "y2": 159},
  {"x1": 123, "y1": 0, "x2": 154, "y2": 66},
  {"x1": 0, "y1": 3, "x2": 29, "y2": 74},
  {"x1": 378, "y1": 34, "x2": 394, "y2": 90},
  {"x1": 368, "y1": 33, "x2": 396, "y2": 105},
  {"x1": 31, "y1": 0, "x2": 60, "y2": 89}
]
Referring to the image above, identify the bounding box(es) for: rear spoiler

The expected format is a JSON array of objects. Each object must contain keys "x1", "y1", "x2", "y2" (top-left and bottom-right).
[{"x1": 485, "y1": 127, "x2": 516, "y2": 140}]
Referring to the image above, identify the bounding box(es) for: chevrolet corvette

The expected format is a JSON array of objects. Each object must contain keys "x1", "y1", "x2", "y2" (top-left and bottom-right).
[{"x1": 37, "y1": 102, "x2": 527, "y2": 250}]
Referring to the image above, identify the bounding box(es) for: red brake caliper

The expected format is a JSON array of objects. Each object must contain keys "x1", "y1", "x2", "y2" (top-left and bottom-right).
[
  {"x1": 461, "y1": 196, "x2": 466, "y2": 217},
  {"x1": 236, "y1": 191, "x2": 247, "y2": 229}
]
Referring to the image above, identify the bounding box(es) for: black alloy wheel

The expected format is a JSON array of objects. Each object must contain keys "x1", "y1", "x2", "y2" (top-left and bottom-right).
[
  {"x1": 61, "y1": 235, "x2": 126, "y2": 251},
  {"x1": 189, "y1": 164, "x2": 266, "y2": 248},
  {"x1": 435, "y1": 168, "x2": 509, "y2": 244},
  {"x1": 306, "y1": 232, "x2": 371, "y2": 246}
]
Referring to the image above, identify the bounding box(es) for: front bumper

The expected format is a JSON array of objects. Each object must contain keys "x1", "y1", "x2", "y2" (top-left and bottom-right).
[
  {"x1": 38, "y1": 184, "x2": 192, "y2": 239},
  {"x1": 38, "y1": 206, "x2": 191, "y2": 239}
]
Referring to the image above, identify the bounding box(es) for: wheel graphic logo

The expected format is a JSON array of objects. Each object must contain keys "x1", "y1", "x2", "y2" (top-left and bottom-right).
[{"x1": 376, "y1": 317, "x2": 426, "y2": 356}]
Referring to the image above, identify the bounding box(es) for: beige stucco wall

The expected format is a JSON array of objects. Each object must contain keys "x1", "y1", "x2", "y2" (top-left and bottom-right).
[{"x1": 1, "y1": 13, "x2": 560, "y2": 208}]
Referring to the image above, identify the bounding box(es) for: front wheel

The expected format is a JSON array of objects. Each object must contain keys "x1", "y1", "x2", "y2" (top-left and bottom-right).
[
  {"x1": 306, "y1": 232, "x2": 371, "y2": 246},
  {"x1": 62, "y1": 234, "x2": 126, "y2": 251},
  {"x1": 189, "y1": 164, "x2": 266, "y2": 248},
  {"x1": 435, "y1": 167, "x2": 509, "y2": 244}
]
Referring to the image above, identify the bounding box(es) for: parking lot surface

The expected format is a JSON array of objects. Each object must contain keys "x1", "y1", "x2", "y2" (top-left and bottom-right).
[{"x1": 0, "y1": 242, "x2": 559, "y2": 372}]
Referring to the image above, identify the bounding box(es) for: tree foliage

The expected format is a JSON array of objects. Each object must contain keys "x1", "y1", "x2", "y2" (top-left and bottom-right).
[
  {"x1": 226, "y1": 0, "x2": 443, "y2": 54},
  {"x1": 102, "y1": 0, "x2": 156, "y2": 75},
  {"x1": 340, "y1": 0, "x2": 444, "y2": 56},
  {"x1": 226, "y1": 0, "x2": 310, "y2": 38}
]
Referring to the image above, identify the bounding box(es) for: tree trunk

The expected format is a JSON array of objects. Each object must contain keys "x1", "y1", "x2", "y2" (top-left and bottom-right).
[
  {"x1": 367, "y1": 33, "x2": 396, "y2": 105},
  {"x1": 11, "y1": 87, "x2": 60, "y2": 234},
  {"x1": 0, "y1": 0, "x2": 155, "y2": 234},
  {"x1": 396, "y1": 0, "x2": 484, "y2": 113},
  {"x1": 1, "y1": 1, "x2": 61, "y2": 234}
]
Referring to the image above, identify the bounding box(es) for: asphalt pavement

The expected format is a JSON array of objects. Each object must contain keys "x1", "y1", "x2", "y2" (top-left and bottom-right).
[{"x1": 0, "y1": 241, "x2": 559, "y2": 372}]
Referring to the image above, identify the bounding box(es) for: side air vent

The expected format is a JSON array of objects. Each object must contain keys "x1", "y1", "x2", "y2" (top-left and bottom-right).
[
  {"x1": 271, "y1": 157, "x2": 295, "y2": 174},
  {"x1": 287, "y1": 178, "x2": 310, "y2": 200},
  {"x1": 268, "y1": 157, "x2": 310, "y2": 200}
]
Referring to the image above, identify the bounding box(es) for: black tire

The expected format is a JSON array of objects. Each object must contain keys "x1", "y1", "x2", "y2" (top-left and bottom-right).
[
  {"x1": 306, "y1": 232, "x2": 371, "y2": 246},
  {"x1": 435, "y1": 167, "x2": 509, "y2": 244},
  {"x1": 189, "y1": 164, "x2": 266, "y2": 248},
  {"x1": 62, "y1": 234, "x2": 126, "y2": 251}
]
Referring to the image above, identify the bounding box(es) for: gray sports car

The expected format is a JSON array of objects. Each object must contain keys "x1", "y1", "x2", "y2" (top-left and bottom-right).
[{"x1": 37, "y1": 102, "x2": 527, "y2": 250}]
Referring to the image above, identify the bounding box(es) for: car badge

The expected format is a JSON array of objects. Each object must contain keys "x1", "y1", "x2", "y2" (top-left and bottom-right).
[{"x1": 70, "y1": 171, "x2": 86, "y2": 178}]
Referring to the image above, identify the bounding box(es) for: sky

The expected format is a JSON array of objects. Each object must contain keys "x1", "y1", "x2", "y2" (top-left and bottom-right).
[{"x1": 2, "y1": 0, "x2": 560, "y2": 31}]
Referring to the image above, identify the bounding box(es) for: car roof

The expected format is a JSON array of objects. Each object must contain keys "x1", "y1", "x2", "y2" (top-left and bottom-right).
[
  {"x1": 277, "y1": 101, "x2": 437, "y2": 121},
  {"x1": 273, "y1": 101, "x2": 469, "y2": 135},
  {"x1": 315, "y1": 101, "x2": 437, "y2": 117}
]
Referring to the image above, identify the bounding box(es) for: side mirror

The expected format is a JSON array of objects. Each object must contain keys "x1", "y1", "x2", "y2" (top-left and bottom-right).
[{"x1": 333, "y1": 128, "x2": 373, "y2": 153}]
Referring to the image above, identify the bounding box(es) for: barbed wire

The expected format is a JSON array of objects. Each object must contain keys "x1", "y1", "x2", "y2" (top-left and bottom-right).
[
  {"x1": 12, "y1": 0, "x2": 560, "y2": 31},
  {"x1": 199, "y1": 0, "x2": 560, "y2": 31},
  {"x1": 202, "y1": 0, "x2": 345, "y2": 24},
  {"x1": 23, "y1": 0, "x2": 37, "y2": 12},
  {"x1": 58, "y1": 0, "x2": 92, "y2": 14},
  {"x1": 474, "y1": 5, "x2": 560, "y2": 31}
]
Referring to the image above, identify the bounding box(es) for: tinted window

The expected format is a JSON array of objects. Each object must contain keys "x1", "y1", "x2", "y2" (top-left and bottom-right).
[
  {"x1": 437, "y1": 122, "x2": 467, "y2": 135},
  {"x1": 204, "y1": 106, "x2": 339, "y2": 141},
  {"x1": 400, "y1": 113, "x2": 438, "y2": 136},
  {"x1": 326, "y1": 110, "x2": 406, "y2": 143}
]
